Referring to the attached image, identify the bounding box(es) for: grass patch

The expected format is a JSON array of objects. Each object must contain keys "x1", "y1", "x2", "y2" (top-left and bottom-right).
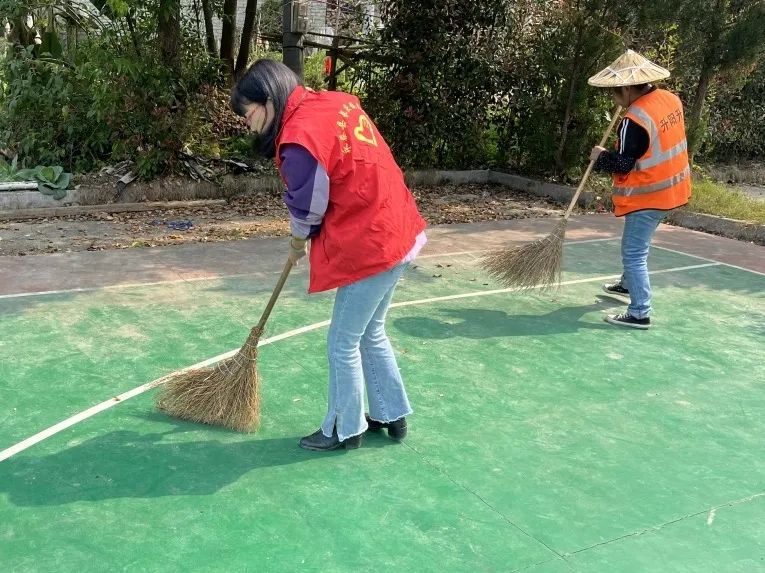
[
  {"x1": 702, "y1": 162, "x2": 765, "y2": 186},
  {"x1": 689, "y1": 179, "x2": 765, "y2": 224}
]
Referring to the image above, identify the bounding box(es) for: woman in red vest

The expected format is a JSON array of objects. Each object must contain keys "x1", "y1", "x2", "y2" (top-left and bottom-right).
[
  {"x1": 231, "y1": 59, "x2": 427, "y2": 451},
  {"x1": 588, "y1": 50, "x2": 691, "y2": 329}
]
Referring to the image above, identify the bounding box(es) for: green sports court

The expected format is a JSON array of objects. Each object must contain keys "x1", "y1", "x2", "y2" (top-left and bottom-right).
[{"x1": 1, "y1": 215, "x2": 763, "y2": 572}]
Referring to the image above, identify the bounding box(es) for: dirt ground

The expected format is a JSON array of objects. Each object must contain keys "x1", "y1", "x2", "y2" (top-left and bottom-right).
[{"x1": 0, "y1": 184, "x2": 564, "y2": 257}]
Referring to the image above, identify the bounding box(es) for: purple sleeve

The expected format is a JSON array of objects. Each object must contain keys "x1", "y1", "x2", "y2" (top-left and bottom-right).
[{"x1": 279, "y1": 144, "x2": 329, "y2": 239}]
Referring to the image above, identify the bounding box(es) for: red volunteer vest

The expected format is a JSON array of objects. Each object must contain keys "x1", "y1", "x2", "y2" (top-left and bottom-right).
[
  {"x1": 276, "y1": 87, "x2": 426, "y2": 293},
  {"x1": 612, "y1": 89, "x2": 692, "y2": 216}
]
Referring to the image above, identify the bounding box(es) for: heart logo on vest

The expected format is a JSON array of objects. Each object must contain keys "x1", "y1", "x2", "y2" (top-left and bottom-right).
[{"x1": 353, "y1": 115, "x2": 378, "y2": 146}]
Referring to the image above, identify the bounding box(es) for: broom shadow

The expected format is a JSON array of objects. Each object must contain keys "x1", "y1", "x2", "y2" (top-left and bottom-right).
[
  {"x1": 0, "y1": 414, "x2": 391, "y2": 507},
  {"x1": 394, "y1": 299, "x2": 616, "y2": 340}
]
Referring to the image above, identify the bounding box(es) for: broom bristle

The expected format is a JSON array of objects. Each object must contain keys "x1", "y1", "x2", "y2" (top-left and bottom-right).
[
  {"x1": 155, "y1": 328, "x2": 263, "y2": 432},
  {"x1": 482, "y1": 219, "x2": 567, "y2": 290}
]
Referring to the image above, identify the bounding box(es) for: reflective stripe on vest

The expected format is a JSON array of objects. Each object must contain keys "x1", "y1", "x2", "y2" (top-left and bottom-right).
[
  {"x1": 628, "y1": 106, "x2": 688, "y2": 171},
  {"x1": 612, "y1": 166, "x2": 691, "y2": 196}
]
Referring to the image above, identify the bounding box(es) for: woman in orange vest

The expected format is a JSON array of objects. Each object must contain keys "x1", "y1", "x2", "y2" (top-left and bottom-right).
[
  {"x1": 588, "y1": 50, "x2": 691, "y2": 329},
  {"x1": 231, "y1": 59, "x2": 427, "y2": 451}
]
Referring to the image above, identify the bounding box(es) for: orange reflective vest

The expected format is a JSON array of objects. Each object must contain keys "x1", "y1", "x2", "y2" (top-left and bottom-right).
[{"x1": 612, "y1": 89, "x2": 692, "y2": 217}]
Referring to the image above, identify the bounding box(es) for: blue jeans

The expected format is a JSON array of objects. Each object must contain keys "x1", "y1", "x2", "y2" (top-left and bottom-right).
[
  {"x1": 621, "y1": 209, "x2": 667, "y2": 319},
  {"x1": 321, "y1": 262, "x2": 413, "y2": 441}
]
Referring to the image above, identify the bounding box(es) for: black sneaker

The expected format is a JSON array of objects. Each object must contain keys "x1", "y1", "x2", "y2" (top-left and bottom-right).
[
  {"x1": 602, "y1": 281, "x2": 630, "y2": 297},
  {"x1": 604, "y1": 313, "x2": 650, "y2": 329}
]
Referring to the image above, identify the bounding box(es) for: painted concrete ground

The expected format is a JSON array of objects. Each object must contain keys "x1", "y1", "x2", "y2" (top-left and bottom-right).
[{"x1": 1, "y1": 215, "x2": 763, "y2": 572}]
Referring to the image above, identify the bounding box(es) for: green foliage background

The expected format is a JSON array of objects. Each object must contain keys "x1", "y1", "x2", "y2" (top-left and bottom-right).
[{"x1": 0, "y1": 0, "x2": 762, "y2": 179}]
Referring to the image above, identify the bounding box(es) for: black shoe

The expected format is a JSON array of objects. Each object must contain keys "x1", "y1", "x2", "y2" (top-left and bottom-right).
[
  {"x1": 299, "y1": 428, "x2": 362, "y2": 451},
  {"x1": 365, "y1": 414, "x2": 408, "y2": 441},
  {"x1": 602, "y1": 281, "x2": 630, "y2": 297},
  {"x1": 604, "y1": 313, "x2": 650, "y2": 330}
]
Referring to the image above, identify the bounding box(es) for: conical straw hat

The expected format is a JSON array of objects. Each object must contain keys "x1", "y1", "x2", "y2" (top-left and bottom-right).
[{"x1": 588, "y1": 49, "x2": 670, "y2": 87}]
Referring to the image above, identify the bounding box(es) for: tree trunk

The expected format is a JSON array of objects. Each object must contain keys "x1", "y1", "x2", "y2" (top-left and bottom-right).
[
  {"x1": 10, "y1": 15, "x2": 35, "y2": 47},
  {"x1": 126, "y1": 10, "x2": 142, "y2": 58},
  {"x1": 158, "y1": 0, "x2": 182, "y2": 76},
  {"x1": 201, "y1": 0, "x2": 217, "y2": 57},
  {"x1": 235, "y1": 0, "x2": 259, "y2": 79},
  {"x1": 686, "y1": 64, "x2": 713, "y2": 163},
  {"x1": 220, "y1": 0, "x2": 238, "y2": 81},
  {"x1": 685, "y1": 0, "x2": 725, "y2": 162},
  {"x1": 555, "y1": 26, "x2": 584, "y2": 175}
]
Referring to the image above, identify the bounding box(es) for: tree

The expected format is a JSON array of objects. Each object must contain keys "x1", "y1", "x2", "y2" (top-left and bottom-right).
[
  {"x1": 547, "y1": 0, "x2": 631, "y2": 174},
  {"x1": 221, "y1": 0, "x2": 268, "y2": 82},
  {"x1": 220, "y1": 0, "x2": 238, "y2": 80},
  {"x1": 356, "y1": 0, "x2": 509, "y2": 168},
  {"x1": 658, "y1": 0, "x2": 765, "y2": 158},
  {"x1": 158, "y1": 0, "x2": 182, "y2": 75},
  {"x1": 704, "y1": 58, "x2": 765, "y2": 160},
  {"x1": 258, "y1": 0, "x2": 283, "y2": 34},
  {"x1": 235, "y1": 0, "x2": 259, "y2": 79},
  {"x1": 201, "y1": 0, "x2": 217, "y2": 57}
]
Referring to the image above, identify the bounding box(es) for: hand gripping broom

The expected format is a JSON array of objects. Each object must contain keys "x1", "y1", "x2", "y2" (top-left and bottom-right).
[
  {"x1": 482, "y1": 107, "x2": 622, "y2": 289},
  {"x1": 156, "y1": 259, "x2": 294, "y2": 431}
]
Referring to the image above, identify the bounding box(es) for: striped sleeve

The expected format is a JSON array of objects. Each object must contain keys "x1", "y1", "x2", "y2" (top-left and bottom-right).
[
  {"x1": 279, "y1": 144, "x2": 329, "y2": 239},
  {"x1": 594, "y1": 118, "x2": 650, "y2": 174}
]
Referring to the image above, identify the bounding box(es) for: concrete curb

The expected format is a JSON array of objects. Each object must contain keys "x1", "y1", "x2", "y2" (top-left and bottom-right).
[
  {"x1": 1, "y1": 169, "x2": 762, "y2": 245},
  {"x1": 665, "y1": 210, "x2": 765, "y2": 245},
  {"x1": 0, "y1": 174, "x2": 281, "y2": 211},
  {"x1": 404, "y1": 169, "x2": 491, "y2": 186},
  {"x1": 404, "y1": 170, "x2": 594, "y2": 207},
  {"x1": 487, "y1": 171, "x2": 594, "y2": 207},
  {"x1": 0, "y1": 200, "x2": 228, "y2": 222},
  {"x1": 0, "y1": 188, "x2": 94, "y2": 210}
]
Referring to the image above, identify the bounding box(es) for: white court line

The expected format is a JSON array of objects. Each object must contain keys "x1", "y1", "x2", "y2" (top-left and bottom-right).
[
  {"x1": 0, "y1": 273, "x2": 255, "y2": 301},
  {"x1": 0, "y1": 238, "x2": 621, "y2": 301},
  {"x1": 652, "y1": 245, "x2": 765, "y2": 278},
  {"x1": 394, "y1": 263, "x2": 718, "y2": 307},
  {"x1": 0, "y1": 325, "x2": 332, "y2": 463},
  {"x1": 418, "y1": 236, "x2": 619, "y2": 258},
  {"x1": 0, "y1": 260, "x2": 719, "y2": 463}
]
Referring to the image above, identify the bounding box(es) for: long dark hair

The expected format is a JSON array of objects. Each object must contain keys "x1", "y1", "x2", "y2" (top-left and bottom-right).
[{"x1": 231, "y1": 59, "x2": 302, "y2": 158}]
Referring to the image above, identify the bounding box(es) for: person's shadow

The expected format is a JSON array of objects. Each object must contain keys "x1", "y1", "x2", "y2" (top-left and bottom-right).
[
  {"x1": 0, "y1": 414, "x2": 393, "y2": 507},
  {"x1": 394, "y1": 299, "x2": 617, "y2": 340}
]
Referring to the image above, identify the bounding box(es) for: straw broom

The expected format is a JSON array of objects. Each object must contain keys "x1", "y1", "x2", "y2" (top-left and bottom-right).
[
  {"x1": 155, "y1": 259, "x2": 294, "y2": 432},
  {"x1": 482, "y1": 107, "x2": 623, "y2": 290}
]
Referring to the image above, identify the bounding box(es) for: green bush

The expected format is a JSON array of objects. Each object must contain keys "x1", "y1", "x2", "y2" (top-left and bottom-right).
[
  {"x1": 351, "y1": 0, "x2": 627, "y2": 177},
  {"x1": 0, "y1": 17, "x2": 219, "y2": 178},
  {"x1": 353, "y1": 1, "x2": 506, "y2": 169},
  {"x1": 1, "y1": 0, "x2": 760, "y2": 182},
  {"x1": 700, "y1": 60, "x2": 765, "y2": 161}
]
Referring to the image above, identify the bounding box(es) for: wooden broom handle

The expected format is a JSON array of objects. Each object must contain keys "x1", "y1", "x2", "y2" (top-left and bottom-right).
[
  {"x1": 563, "y1": 106, "x2": 623, "y2": 220},
  {"x1": 254, "y1": 259, "x2": 294, "y2": 332}
]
